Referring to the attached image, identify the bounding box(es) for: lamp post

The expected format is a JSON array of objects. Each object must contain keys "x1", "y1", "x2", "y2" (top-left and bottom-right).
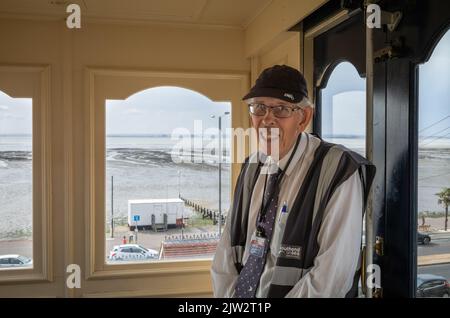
[
  {"x1": 178, "y1": 170, "x2": 184, "y2": 240},
  {"x1": 178, "y1": 170, "x2": 181, "y2": 198},
  {"x1": 111, "y1": 175, "x2": 114, "y2": 238},
  {"x1": 210, "y1": 112, "x2": 230, "y2": 236}
]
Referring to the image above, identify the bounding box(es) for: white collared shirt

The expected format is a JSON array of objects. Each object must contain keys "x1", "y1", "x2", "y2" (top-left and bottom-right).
[{"x1": 211, "y1": 132, "x2": 363, "y2": 298}]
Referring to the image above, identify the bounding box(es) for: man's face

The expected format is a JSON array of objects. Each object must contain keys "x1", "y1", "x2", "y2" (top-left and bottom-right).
[{"x1": 249, "y1": 97, "x2": 312, "y2": 160}]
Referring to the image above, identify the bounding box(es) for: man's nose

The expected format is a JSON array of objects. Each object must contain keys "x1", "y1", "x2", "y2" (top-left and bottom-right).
[{"x1": 262, "y1": 108, "x2": 277, "y2": 126}]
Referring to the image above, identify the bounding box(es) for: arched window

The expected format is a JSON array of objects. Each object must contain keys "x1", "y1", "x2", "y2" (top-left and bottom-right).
[
  {"x1": 417, "y1": 29, "x2": 450, "y2": 296},
  {"x1": 320, "y1": 62, "x2": 366, "y2": 157},
  {"x1": 317, "y1": 62, "x2": 367, "y2": 297},
  {"x1": 105, "y1": 86, "x2": 231, "y2": 263}
]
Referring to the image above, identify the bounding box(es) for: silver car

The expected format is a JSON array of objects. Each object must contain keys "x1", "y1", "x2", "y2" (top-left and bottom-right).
[
  {"x1": 0, "y1": 255, "x2": 33, "y2": 268},
  {"x1": 108, "y1": 244, "x2": 158, "y2": 261}
]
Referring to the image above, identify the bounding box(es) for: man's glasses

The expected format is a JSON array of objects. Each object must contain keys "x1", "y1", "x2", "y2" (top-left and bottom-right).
[{"x1": 248, "y1": 103, "x2": 303, "y2": 118}]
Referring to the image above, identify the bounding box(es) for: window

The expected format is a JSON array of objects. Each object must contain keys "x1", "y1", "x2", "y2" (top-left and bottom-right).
[
  {"x1": 104, "y1": 86, "x2": 231, "y2": 264},
  {"x1": 431, "y1": 280, "x2": 444, "y2": 287},
  {"x1": 419, "y1": 281, "x2": 430, "y2": 289},
  {"x1": 0, "y1": 90, "x2": 33, "y2": 270},
  {"x1": 417, "y1": 29, "x2": 450, "y2": 297},
  {"x1": 320, "y1": 62, "x2": 366, "y2": 157},
  {"x1": 318, "y1": 61, "x2": 367, "y2": 296},
  {"x1": 86, "y1": 68, "x2": 246, "y2": 291}
]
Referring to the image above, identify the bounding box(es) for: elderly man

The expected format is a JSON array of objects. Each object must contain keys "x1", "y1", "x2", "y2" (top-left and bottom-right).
[{"x1": 211, "y1": 65, "x2": 375, "y2": 298}]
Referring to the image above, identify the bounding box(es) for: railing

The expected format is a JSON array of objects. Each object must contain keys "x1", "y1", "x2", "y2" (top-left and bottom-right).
[
  {"x1": 164, "y1": 232, "x2": 220, "y2": 242},
  {"x1": 179, "y1": 196, "x2": 226, "y2": 225}
]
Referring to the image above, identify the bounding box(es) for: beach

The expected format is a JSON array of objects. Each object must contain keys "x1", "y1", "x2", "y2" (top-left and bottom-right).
[{"x1": 0, "y1": 135, "x2": 449, "y2": 240}]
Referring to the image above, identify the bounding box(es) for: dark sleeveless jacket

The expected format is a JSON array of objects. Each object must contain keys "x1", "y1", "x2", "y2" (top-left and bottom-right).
[{"x1": 229, "y1": 138, "x2": 376, "y2": 297}]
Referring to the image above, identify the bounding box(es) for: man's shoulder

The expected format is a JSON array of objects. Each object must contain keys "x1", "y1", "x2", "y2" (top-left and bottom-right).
[
  {"x1": 309, "y1": 139, "x2": 375, "y2": 187},
  {"x1": 312, "y1": 139, "x2": 376, "y2": 190},
  {"x1": 315, "y1": 139, "x2": 371, "y2": 167}
]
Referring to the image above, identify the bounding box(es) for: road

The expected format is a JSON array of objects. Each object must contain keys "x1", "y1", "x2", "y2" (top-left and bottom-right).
[
  {"x1": 417, "y1": 233, "x2": 450, "y2": 280},
  {"x1": 418, "y1": 233, "x2": 450, "y2": 256},
  {"x1": 0, "y1": 239, "x2": 32, "y2": 258},
  {"x1": 418, "y1": 263, "x2": 450, "y2": 279}
]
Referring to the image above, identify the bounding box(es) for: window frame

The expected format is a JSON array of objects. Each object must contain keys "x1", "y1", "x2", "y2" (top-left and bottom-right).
[
  {"x1": 84, "y1": 67, "x2": 249, "y2": 295},
  {"x1": 0, "y1": 65, "x2": 52, "y2": 284},
  {"x1": 302, "y1": 0, "x2": 450, "y2": 297}
]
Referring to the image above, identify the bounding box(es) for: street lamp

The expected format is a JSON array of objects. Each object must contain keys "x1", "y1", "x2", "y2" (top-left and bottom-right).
[
  {"x1": 178, "y1": 170, "x2": 184, "y2": 240},
  {"x1": 210, "y1": 111, "x2": 230, "y2": 236},
  {"x1": 178, "y1": 170, "x2": 181, "y2": 198},
  {"x1": 111, "y1": 175, "x2": 114, "y2": 238}
]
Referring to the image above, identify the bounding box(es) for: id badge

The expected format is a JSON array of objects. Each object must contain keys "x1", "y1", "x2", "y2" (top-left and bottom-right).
[{"x1": 249, "y1": 234, "x2": 266, "y2": 258}]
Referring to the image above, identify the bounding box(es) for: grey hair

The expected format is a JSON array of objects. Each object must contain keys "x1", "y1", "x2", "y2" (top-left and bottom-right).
[{"x1": 296, "y1": 97, "x2": 315, "y2": 109}]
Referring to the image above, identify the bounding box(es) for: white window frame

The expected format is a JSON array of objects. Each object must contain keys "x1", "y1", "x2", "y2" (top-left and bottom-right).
[
  {"x1": 85, "y1": 67, "x2": 249, "y2": 295},
  {"x1": 0, "y1": 65, "x2": 52, "y2": 284}
]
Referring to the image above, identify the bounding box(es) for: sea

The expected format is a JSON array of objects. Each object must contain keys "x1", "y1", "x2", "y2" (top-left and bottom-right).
[{"x1": 0, "y1": 134, "x2": 449, "y2": 238}]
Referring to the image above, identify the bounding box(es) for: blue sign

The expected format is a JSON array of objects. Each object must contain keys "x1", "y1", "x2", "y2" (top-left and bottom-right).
[{"x1": 133, "y1": 215, "x2": 140, "y2": 222}]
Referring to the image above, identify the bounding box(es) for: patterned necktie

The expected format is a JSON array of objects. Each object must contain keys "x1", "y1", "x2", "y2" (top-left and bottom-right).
[{"x1": 234, "y1": 167, "x2": 282, "y2": 298}]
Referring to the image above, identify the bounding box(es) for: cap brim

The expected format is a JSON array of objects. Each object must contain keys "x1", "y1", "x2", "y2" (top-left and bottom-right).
[{"x1": 242, "y1": 87, "x2": 303, "y2": 103}]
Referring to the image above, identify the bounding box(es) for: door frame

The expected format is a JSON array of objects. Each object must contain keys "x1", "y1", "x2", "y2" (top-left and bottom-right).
[{"x1": 300, "y1": 0, "x2": 450, "y2": 298}]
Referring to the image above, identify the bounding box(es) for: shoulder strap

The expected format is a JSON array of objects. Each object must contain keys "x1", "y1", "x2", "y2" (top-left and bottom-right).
[{"x1": 229, "y1": 157, "x2": 262, "y2": 273}]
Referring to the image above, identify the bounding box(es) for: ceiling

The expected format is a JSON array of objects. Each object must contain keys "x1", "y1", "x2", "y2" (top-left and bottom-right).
[{"x1": 0, "y1": 0, "x2": 273, "y2": 29}]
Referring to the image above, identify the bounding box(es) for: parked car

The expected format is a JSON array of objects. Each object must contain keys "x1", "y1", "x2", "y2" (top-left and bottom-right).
[
  {"x1": 418, "y1": 232, "x2": 431, "y2": 245},
  {"x1": 108, "y1": 244, "x2": 158, "y2": 261},
  {"x1": 0, "y1": 255, "x2": 32, "y2": 268},
  {"x1": 417, "y1": 274, "x2": 449, "y2": 297}
]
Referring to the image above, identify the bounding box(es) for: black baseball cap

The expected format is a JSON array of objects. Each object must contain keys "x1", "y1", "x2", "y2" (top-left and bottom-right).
[{"x1": 243, "y1": 65, "x2": 309, "y2": 104}]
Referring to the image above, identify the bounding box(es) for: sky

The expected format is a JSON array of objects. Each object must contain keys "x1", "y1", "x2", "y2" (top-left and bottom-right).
[
  {"x1": 321, "y1": 62, "x2": 366, "y2": 137},
  {"x1": 0, "y1": 31, "x2": 449, "y2": 139},
  {"x1": 332, "y1": 90, "x2": 366, "y2": 136},
  {"x1": 418, "y1": 30, "x2": 450, "y2": 140},
  {"x1": 106, "y1": 86, "x2": 231, "y2": 136},
  {"x1": 0, "y1": 92, "x2": 32, "y2": 135},
  {"x1": 320, "y1": 30, "x2": 450, "y2": 139}
]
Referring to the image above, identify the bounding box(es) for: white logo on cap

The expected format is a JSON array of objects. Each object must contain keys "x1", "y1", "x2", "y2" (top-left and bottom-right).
[{"x1": 284, "y1": 93, "x2": 294, "y2": 100}]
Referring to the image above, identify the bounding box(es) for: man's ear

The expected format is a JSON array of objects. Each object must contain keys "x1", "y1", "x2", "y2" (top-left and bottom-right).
[{"x1": 298, "y1": 107, "x2": 313, "y2": 131}]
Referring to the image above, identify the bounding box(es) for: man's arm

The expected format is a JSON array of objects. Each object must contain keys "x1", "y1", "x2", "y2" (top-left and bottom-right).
[
  {"x1": 211, "y1": 214, "x2": 239, "y2": 297},
  {"x1": 285, "y1": 170, "x2": 363, "y2": 298}
]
